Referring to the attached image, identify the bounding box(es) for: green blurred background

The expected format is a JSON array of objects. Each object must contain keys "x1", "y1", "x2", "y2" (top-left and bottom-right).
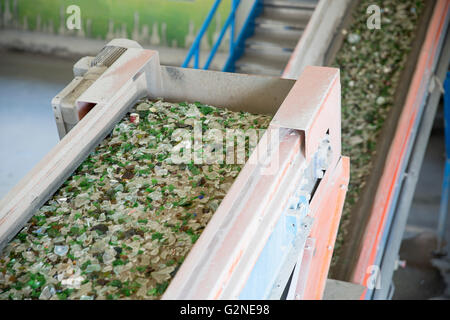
[{"x1": 2, "y1": 0, "x2": 231, "y2": 48}]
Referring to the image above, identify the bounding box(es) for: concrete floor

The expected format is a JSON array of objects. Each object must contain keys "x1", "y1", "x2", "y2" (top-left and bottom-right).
[
  {"x1": 0, "y1": 50, "x2": 449, "y2": 299},
  {"x1": 0, "y1": 50, "x2": 74, "y2": 197}
]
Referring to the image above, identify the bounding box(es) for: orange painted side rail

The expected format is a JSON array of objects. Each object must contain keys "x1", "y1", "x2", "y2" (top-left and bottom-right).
[
  {"x1": 303, "y1": 156, "x2": 350, "y2": 299},
  {"x1": 351, "y1": 0, "x2": 449, "y2": 292}
]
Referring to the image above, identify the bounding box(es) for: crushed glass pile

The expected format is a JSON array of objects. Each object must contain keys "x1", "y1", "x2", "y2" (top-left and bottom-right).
[{"x1": 0, "y1": 100, "x2": 271, "y2": 300}]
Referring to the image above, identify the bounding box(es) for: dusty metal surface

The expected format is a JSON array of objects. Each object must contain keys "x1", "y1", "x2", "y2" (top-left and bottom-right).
[
  {"x1": 55, "y1": 63, "x2": 296, "y2": 137},
  {"x1": 154, "y1": 66, "x2": 295, "y2": 115}
]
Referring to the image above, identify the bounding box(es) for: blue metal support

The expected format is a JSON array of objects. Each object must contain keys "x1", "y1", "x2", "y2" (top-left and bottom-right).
[
  {"x1": 182, "y1": 0, "x2": 243, "y2": 70},
  {"x1": 436, "y1": 71, "x2": 450, "y2": 255},
  {"x1": 230, "y1": 0, "x2": 239, "y2": 54},
  {"x1": 223, "y1": 0, "x2": 263, "y2": 72},
  {"x1": 194, "y1": 50, "x2": 200, "y2": 69},
  {"x1": 183, "y1": 0, "x2": 262, "y2": 72},
  {"x1": 182, "y1": 0, "x2": 222, "y2": 68},
  {"x1": 203, "y1": 1, "x2": 240, "y2": 70}
]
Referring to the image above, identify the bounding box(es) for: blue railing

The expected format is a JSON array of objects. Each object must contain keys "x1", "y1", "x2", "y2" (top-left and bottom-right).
[
  {"x1": 223, "y1": 0, "x2": 262, "y2": 72},
  {"x1": 182, "y1": 0, "x2": 240, "y2": 70}
]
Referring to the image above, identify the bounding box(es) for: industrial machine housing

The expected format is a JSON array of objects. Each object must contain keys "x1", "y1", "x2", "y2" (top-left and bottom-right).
[
  {"x1": 0, "y1": 39, "x2": 349, "y2": 299},
  {"x1": 1, "y1": 0, "x2": 449, "y2": 300}
]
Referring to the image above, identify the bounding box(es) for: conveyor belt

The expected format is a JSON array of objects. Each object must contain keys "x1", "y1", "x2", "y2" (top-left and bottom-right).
[{"x1": 0, "y1": 41, "x2": 349, "y2": 299}]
